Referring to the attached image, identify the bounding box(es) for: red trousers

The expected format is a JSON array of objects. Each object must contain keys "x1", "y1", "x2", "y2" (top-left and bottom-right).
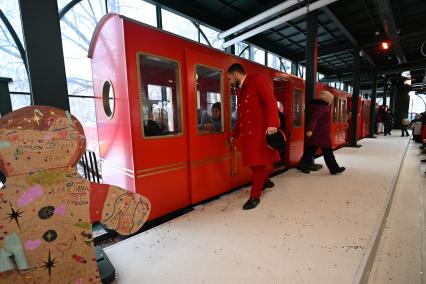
[{"x1": 249, "y1": 164, "x2": 271, "y2": 199}]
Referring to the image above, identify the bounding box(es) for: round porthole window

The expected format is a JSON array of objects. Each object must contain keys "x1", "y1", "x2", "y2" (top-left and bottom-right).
[{"x1": 102, "y1": 80, "x2": 115, "y2": 118}]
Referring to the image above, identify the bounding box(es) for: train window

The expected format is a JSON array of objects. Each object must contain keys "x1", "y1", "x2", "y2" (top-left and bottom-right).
[
  {"x1": 293, "y1": 88, "x2": 302, "y2": 127},
  {"x1": 102, "y1": 80, "x2": 115, "y2": 119},
  {"x1": 138, "y1": 53, "x2": 182, "y2": 137},
  {"x1": 333, "y1": 97, "x2": 338, "y2": 122},
  {"x1": 342, "y1": 100, "x2": 347, "y2": 122},
  {"x1": 365, "y1": 104, "x2": 370, "y2": 123},
  {"x1": 196, "y1": 65, "x2": 224, "y2": 134},
  {"x1": 338, "y1": 99, "x2": 343, "y2": 122}
]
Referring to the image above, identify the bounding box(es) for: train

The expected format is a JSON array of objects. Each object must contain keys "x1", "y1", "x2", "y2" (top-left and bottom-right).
[{"x1": 88, "y1": 13, "x2": 371, "y2": 221}]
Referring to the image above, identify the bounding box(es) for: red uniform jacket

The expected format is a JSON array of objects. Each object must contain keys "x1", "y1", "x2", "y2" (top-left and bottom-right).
[
  {"x1": 305, "y1": 100, "x2": 332, "y2": 148},
  {"x1": 231, "y1": 74, "x2": 280, "y2": 166}
]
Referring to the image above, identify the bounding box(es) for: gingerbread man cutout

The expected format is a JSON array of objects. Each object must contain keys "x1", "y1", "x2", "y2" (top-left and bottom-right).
[{"x1": 0, "y1": 106, "x2": 150, "y2": 283}]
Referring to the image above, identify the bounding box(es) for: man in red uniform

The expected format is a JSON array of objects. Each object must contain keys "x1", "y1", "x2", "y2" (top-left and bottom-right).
[{"x1": 228, "y1": 63, "x2": 280, "y2": 210}]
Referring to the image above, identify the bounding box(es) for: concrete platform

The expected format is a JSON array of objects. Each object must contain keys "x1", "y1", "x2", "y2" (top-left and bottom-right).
[
  {"x1": 105, "y1": 134, "x2": 410, "y2": 284},
  {"x1": 367, "y1": 139, "x2": 425, "y2": 284}
]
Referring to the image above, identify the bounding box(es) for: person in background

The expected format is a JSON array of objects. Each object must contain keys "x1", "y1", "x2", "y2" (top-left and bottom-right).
[
  {"x1": 297, "y1": 91, "x2": 345, "y2": 175},
  {"x1": 228, "y1": 63, "x2": 280, "y2": 210},
  {"x1": 377, "y1": 105, "x2": 386, "y2": 134},
  {"x1": 383, "y1": 109, "x2": 394, "y2": 136},
  {"x1": 411, "y1": 114, "x2": 423, "y2": 142},
  {"x1": 401, "y1": 115, "x2": 410, "y2": 137}
]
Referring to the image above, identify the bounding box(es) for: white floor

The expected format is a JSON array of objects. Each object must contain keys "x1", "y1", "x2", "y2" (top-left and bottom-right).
[{"x1": 105, "y1": 133, "x2": 411, "y2": 284}]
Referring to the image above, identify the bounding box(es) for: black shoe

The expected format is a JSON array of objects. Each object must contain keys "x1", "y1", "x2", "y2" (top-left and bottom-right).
[
  {"x1": 263, "y1": 179, "x2": 274, "y2": 190},
  {"x1": 297, "y1": 165, "x2": 310, "y2": 174},
  {"x1": 309, "y1": 164, "x2": 323, "y2": 171},
  {"x1": 330, "y1": 167, "x2": 345, "y2": 175},
  {"x1": 242, "y1": 198, "x2": 260, "y2": 210}
]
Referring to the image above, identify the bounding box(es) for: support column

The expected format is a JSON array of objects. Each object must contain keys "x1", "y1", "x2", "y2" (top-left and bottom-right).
[
  {"x1": 156, "y1": 5, "x2": 162, "y2": 29},
  {"x1": 382, "y1": 76, "x2": 388, "y2": 107},
  {"x1": 349, "y1": 49, "x2": 361, "y2": 147},
  {"x1": 19, "y1": 0, "x2": 70, "y2": 110},
  {"x1": 368, "y1": 72, "x2": 377, "y2": 137},
  {"x1": 394, "y1": 84, "x2": 410, "y2": 130},
  {"x1": 0, "y1": 78, "x2": 13, "y2": 117},
  {"x1": 305, "y1": 10, "x2": 318, "y2": 106},
  {"x1": 392, "y1": 86, "x2": 397, "y2": 111},
  {"x1": 265, "y1": 52, "x2": 268, "y2": 66},
  {"x1": 303, "y1": 10, "x2": 322, "y2": 170}
]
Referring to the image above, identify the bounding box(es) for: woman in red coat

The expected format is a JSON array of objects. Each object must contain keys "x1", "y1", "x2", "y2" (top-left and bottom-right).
[
  {"x1": 228, "y1": 63, "x2": 280, "y2": 210},
  {"x1": 297, "y1": 90, "x2": 345, "y2": 175}
]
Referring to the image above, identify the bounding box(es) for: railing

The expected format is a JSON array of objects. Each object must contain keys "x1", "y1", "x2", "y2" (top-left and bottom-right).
[{"x1": 79, "y1": 150, "x2": 101, "y2": 183}]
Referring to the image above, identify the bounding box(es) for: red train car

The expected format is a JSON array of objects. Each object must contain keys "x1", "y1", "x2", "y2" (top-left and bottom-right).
[
  {"x1": 360, "y1": 98, "x2": 371, "y2": 138},
  {"x1": 317, "y1": 83, "x2": 350, "y2": 148},
  {"x1": 88, "y1": 14, "x2": 369, "y2": 220},
  {"x1": 347, "y1": 97, "x2": 371, "y2": 140}
]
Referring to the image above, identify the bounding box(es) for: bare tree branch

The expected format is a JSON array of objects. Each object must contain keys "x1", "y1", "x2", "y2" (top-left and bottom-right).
[
  {"x1": 87, "y1": 1, "x2": 98, "y2": 24},
  {"x1": 62, "y1": 32, "x2": 89, "y2": 51},
  {"x1": 0, "y1": 44, "x2": 20, "y2": 58},
  {"x1": 61, "y1": 15, "x2": 90, "y2": 49}
]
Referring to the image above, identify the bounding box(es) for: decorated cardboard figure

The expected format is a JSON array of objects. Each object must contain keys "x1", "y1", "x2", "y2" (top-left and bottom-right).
[{"x1": 0, "y1": 106, "x2": 151, "y2": 283}]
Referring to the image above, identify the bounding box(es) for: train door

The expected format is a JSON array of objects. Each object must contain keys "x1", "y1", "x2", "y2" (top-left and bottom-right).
[
  {"x1": 347, "y1": 97, "x2": 362, "y2": 142},
  {"x1": 229, "y1": 77, "x2": 253, "y2": 189},
  {"x1": 362, "y1": 101, "x2": 367, "y2": 137},
  {"x1": 331, "y1": 96, "x2": 339, "y2": 148},
  {"x1": 357, "y1": 98, "x2": 363, "y2": 139},
  {"x1": 335, "y1": 96, "x2": 347, "y2": 146},
  {"x1": 185, "y1": 49, "x2": 232, "y2": 203},
  {"x1": 341, "y1": 98, "x2": 348, "y2": 144},
  {"x1": 364, "y1": 101, "x2": 371, "y2": 136},
  {"x1": 274, "y1": 79, "x2": 304, "y2": 166},
  {"x1": 130, "y1": 52, "x2": 191, "y2": 220},
  {"x1": 273, "y1": 79, "x2": 288, "y2": 166}
]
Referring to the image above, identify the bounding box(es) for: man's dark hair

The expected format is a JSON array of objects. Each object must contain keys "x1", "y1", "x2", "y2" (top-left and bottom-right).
[
  {"x1": 212, "y1": 102, "x2": 221, "y2": 111},
  {"x1": 227, "y1": 63, "x2": 245, "y2": 75}
]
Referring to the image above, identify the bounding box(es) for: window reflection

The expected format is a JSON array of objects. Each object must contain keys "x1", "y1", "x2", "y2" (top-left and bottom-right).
[
  {"x1": 139, "y1": 54, "x2": 182, "y2": 137},
  {"x1": 235, "y1": 42, "x2": 249, "y2": 59},
  {"x1": 267, "y1": 53, "x2": 281, "y2": 71},
  {"x1": 162, "y1": 9, "x2": 198, "y2": 41},
  {"x1": 333, "y1": 97, "x2": 338, "y2": 122},
  {"x1": 252, "y1": 47, "x2": 265, "y2": 65},
  {"x1": 109, "y1": 0, "x2": 157, "y2": 27},
  {"x1": 293, "y1": 88, "x2": 302, "y2": 127},
  {"x1": 196, "y1": 65, "x2": 223, "y2": 134},
  {"x1": 199, "y1": 25, "x2": 224, "y2": 50}
]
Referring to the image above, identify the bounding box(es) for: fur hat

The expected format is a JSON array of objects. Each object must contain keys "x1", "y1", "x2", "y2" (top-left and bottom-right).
[{"x1": 319, "y1": 90, "x2": 334, "y2": 104}]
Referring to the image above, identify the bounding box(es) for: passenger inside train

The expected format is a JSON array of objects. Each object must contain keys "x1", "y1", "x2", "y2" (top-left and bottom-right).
[
  {"x1": 144, "y1": 111, "x2": 170, "y2": 136},
  {"x1": 199, "y1": 102, "x2": 222, "y2": 132}
]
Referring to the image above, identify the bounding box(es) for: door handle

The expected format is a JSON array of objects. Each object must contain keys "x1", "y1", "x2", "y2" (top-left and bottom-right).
[{"x1": 231, "y1": 144, "x2": 237, "y2": 176}]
